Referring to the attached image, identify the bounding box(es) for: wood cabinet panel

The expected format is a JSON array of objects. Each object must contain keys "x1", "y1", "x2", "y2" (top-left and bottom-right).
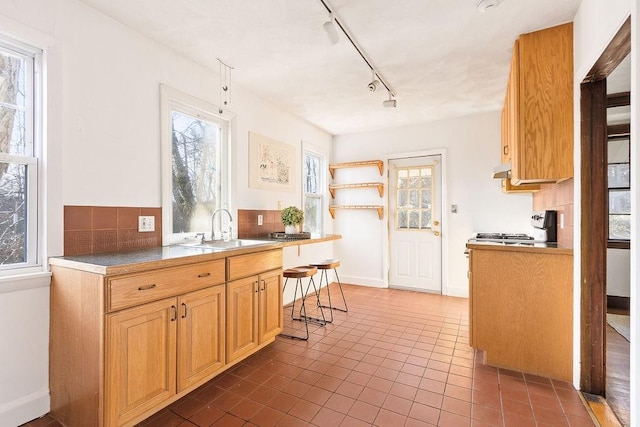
[
  {"x1": 227, "y1": 249, "x2": 282, "y2": 281},
  {"x1": 177, "y1": 285, "x2": 226, "y2": 391},
  {"x1": 469, "y1": 248, "x2": 573, "y2": 381},
  {"x1": 258, "y1": 269, "x2": 283, "y2": 343},
  {"x1": 105, "y1": 298, "x2": 177, "y2": 427},
  {"x1": 226, "y1": 277, "x2": 259, "y2": 362},
  {"x1": 108, "y1": 260, "x2": 225, "y2": 312},
  {"x1": 501, "y1": 23, "x2": 573, "y2": 186}
]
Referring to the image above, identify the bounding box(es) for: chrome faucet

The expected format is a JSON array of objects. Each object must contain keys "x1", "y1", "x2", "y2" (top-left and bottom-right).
[{"x1": 211, "y1": 208, "x2": 233, "y2": 241}]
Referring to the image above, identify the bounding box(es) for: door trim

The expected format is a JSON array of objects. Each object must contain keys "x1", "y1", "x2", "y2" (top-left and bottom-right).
[
  {"x1": 384, "y1": 148, "x2": 448, "y2": 294},
  {"x1": 579, "y1": 16, "x2": 630, "y2": 395}
]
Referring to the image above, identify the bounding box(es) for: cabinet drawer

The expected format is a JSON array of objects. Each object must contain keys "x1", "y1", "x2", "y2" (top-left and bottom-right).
[
  {"x1": 227, "y1": 249, "x2": 283, "y2": 281},
  {"x1": 107, "y1": 260, "x2": 225, "y2": 312}
]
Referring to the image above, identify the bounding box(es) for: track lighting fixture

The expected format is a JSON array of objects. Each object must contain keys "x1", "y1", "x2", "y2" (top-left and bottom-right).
[
  {"x1": 382, "y1": 92, "x2": 397, "y2": 108},
  {"x1": 323, "y1": 13, "x2": 339, "y2": 45},
  {"x1": 319, "y1": 0, "x2": 397, "y2": 108},
  {"x1": 367, "y1": 70, "x2": 380, "y2": 92}
]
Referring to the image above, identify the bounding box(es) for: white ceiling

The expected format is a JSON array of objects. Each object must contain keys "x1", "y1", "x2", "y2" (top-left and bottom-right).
[{"x1": 77, "y1": 0, "x2": 582, "y2": 135}]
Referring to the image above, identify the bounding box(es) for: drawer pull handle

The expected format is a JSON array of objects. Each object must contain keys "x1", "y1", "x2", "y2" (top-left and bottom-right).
[
  {"x1": 198, "y1": 272, "x2": 211, "y2": 278},
  {"x1": 138, "y1": 284, "x2": 157, "y2": 291},
  {"x1": 181, "y1": 302, "x2": 187, "y2": 319}
]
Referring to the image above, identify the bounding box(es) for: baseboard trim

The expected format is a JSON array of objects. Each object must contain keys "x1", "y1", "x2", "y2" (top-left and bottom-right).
[
  {"x1": 607, "y1": 295, "x2": 630, "y2": 311},
  {"x1": 0, "y1": 389, "x2": 49, "y2": 427}
]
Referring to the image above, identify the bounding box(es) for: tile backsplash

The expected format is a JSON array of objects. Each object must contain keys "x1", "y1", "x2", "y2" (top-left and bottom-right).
[
  {"x1": 64, "y1": 206, "x2": 162, "y2": 256},
  {"x1": 532, "y1": 179, "x2": 574, "y2": 248},
  {"x1": 237, "y1": 209, "x2": 283, "y2": 239}
]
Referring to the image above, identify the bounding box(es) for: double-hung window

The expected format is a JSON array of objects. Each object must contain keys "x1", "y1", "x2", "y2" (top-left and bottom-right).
[
  {"x1": 608, "y1": 136, "x2": 630, "y2": 242},
  {"x1": 303, "y1": 150, "x2": 324, "y2": 234},
  {"x1": 0, "y1": 38, "x2": 41, "y2": 274}
]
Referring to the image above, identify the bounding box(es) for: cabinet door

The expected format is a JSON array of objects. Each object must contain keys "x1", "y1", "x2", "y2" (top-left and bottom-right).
[
  {"x1": 105, "y1": 298, "x2": 177, "y2": 427},
  {"x1": 226, "y1": 276, "x2": 259, "y2": 362},
  {"x1": 177, "y1": 285, "x2": 226, "y2": 392},
  {"x1": 258, "y1": 269, "x2": 283, "y2": 343}
]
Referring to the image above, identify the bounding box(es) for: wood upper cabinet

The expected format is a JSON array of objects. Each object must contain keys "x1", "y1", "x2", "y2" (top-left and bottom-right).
[{"x1": 502, "y1": 22, "x2": 573, "y2": 186}]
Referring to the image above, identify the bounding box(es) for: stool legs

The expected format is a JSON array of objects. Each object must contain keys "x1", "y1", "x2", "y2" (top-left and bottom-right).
[
  {"x1": 318, "y1": 268, "x2": 348, "y2": 315},
  {"x1": 279, "y1": 277, "x2": 310, "y2": 340},
  {"x1": 279, "y1": 274, "x2": 327, "y2": 341}
]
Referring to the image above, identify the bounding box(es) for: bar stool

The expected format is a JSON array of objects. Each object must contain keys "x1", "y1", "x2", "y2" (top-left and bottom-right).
[
  {"x1": 279, "y1": 265, "x2": 325, "y2": 341},
  {"x1": 310, "y1": 259, "x2": 348, "y2": 324}
]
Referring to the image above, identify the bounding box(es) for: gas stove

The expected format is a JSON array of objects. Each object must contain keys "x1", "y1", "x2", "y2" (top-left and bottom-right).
[{"x1": 469, "y1": 210, "x2": 558, "y2": 244}]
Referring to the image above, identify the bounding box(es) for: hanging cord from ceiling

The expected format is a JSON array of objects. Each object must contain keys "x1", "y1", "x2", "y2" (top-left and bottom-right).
[
  {"x1": 319, "y1": 0, "x2": 396, "y2": 102},
  {"x1": 217, "y1": 58, "x2": 234, "y2": 114}
]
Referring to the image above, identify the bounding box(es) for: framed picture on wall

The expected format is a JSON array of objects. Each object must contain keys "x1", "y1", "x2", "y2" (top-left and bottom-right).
[{"x1": 248, "y1": 131, "x2": 296, "y2": 192}]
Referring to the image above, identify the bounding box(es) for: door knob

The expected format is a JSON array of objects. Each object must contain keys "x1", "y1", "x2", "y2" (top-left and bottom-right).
[
  {"x1": 433, "y1": 220, "x2": 440, "y2": 226},
  {"x1": 432, "y1": 230, "x2": 441, "y2": 237}
]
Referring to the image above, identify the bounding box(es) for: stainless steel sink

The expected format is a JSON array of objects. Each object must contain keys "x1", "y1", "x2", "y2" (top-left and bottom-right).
[{"x1": 180, "y1": 239, "x2": 274, "y2": 251}]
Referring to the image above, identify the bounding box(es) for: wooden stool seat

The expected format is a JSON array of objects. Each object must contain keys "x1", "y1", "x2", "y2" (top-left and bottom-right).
[
  {"x1": 284, "y1": 266, "x2": 318, "y2": 278},
  {"x1": 310, "y1": 259, "x2": 340, "y2": 270}
]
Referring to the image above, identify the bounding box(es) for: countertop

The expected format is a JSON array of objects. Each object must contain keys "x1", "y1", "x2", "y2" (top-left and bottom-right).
[
  {"x1": 49, "y1": 234, "x2": 342, "y2": 275},
  {"x1": 466, "y1": 240, "x2": 573, "y2": 255}
]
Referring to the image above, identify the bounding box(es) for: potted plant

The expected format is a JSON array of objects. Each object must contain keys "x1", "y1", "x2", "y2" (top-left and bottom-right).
[{"x1": 281, "y1": 206, "x2": 304, "y2": 234}]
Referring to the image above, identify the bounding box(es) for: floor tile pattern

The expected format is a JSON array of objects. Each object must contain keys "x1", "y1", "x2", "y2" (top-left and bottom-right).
[{"x1": 23, "y1": 284, "x2": 595, "y2": 427}]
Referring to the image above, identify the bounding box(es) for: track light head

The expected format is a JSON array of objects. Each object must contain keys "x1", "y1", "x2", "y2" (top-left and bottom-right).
[
  {"x1": 323, "y1": 14, "x2": 339, "y2": 45},
  {"x1": 367, "y1": 79, "x2": 380, "y2": 92},
  {"x1": 477, "y1": 0, "x2": 500, "y2": 12},
  {"x1": 383, "y1": 99, "x2": 397, "y2": 108},
  {"x1": 383, "y1": 91, "x2": 397, "y2": 108}
]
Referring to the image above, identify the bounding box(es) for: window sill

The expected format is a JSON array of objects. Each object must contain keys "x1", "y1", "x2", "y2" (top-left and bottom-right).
[{"x1": 0, "y1": 270, "x2": 52, "y2": 294}]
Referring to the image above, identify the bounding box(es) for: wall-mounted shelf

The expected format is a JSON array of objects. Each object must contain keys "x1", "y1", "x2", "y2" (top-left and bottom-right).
[
  {"x1": 329, "y1": 182, "x2": 384, "y2": 198},
  {"x1": 329, "y1": 205, "x2": 384, "y2": 220},
  {"x1": 329, "y1": 160, "x2": 384, "y2": 179}
]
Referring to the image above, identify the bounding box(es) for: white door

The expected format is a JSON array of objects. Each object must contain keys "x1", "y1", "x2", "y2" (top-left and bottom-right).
[{"x1": 389, "y1": 155, "x2": 442, "y2": 292}]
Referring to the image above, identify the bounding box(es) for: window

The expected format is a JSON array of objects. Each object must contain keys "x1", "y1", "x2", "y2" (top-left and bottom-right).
[
  {"x1": 395, "y1": 167, "x2": 433, "y2": 230},
  {"x1": 608, "y1": 136, "x2": 630, "y2": 241},
  {"x1": 0, "y1": 39, "x2": 41, "y2": 274},
  {"x1": 160, "y1": 85, "x2": 231, "y2": 244},
  {"x1": 303, "y1": 150, "x2": 323, "y2": 234}
]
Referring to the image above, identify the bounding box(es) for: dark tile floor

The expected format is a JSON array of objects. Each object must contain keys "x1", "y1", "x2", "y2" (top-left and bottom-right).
[{"x1": 23, "y1": 284, "x2": 595, "y2": 426}]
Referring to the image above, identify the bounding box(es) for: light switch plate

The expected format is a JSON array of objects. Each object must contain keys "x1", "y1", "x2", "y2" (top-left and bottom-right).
[
  {"x1": 138, "y1": 216, "x2": 155, "y2": 232},
  {"x1": 258, "y1": 215, "x2": 263, "y2": 226}
]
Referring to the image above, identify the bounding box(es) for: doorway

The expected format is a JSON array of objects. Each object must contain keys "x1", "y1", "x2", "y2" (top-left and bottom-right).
[
  {"x1": 388, "y1": 155, "x2": 442, "y2": 293},
  {"x1": 580, "y1": 16, "x2": 631, "y2": 426}
]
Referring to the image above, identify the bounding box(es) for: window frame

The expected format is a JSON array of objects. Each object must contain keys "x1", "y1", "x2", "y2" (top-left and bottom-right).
[
  {"x1": 0, "y1": 37, "x2": 43, "y2": 276},
  {"x1": 302, "y1": 148, "x2": 324, "y2": 235},
  {"x1": 160, "y1": 85, "x2": 233, "y2": 245},
  {"x1": 607, "y1": 133, "x2": 630, "y2": 247}
]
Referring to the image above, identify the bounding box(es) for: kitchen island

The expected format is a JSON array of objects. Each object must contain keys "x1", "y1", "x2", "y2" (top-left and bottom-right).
[{"x1": 466, "y1": 241, "x2": 573, "y2": 381}]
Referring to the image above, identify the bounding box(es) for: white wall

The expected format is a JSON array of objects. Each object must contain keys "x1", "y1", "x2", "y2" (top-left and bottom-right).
[
  {"x1": 332, "y1": 112, "x2": 533, "y2": 297},
  {"x1": 0, "y1": 0, "x2": 333, "y2": 424},
  {"x1": 572, "y1": 0, "x2": 636, "y2": 419}
]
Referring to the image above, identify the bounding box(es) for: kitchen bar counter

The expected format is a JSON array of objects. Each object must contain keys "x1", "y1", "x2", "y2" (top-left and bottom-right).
[
  {"x1": 466, "y1": 240, "x2": 572, "y2": 255},
  {"x1": 49, "y1": 234, "x2": 341, "y2": 275}
]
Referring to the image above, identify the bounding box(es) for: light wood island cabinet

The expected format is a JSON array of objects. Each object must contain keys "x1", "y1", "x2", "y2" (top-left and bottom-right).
[
  {"x1": 50, "y1": 246, "x2": 283, "y2": 427},
  {"x1": 467, "y1": 244, "x2": 573, "y2": 381}
]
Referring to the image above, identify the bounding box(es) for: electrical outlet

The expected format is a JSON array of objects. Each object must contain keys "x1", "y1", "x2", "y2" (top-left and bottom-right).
[
  {"x1": 277, "y1": 201, "x2": 283, "y2": 210},
  {"x1": 138, "y1": 216, "x2": 155, "y2": 232},
  {"x1": 258, "y1": 215, "x2": 263, "y2": 226}
]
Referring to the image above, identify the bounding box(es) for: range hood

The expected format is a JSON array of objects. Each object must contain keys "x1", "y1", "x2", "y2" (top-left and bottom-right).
[{"x1": 492, "y1": 162, "x2": 511, "y2": 179}]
